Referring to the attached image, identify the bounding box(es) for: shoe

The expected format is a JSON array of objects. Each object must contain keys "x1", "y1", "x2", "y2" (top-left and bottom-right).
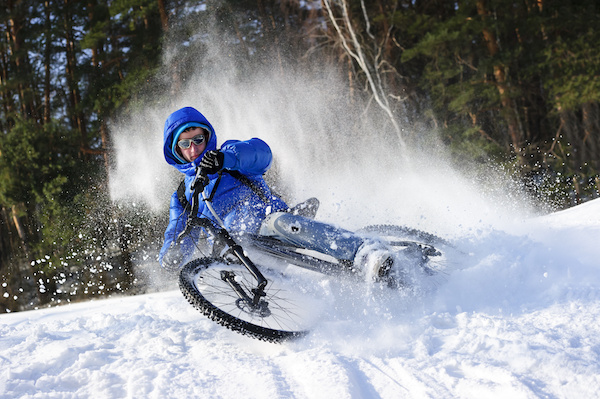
[
  {"x1": 354, "y1": 242, "x2": 395, "y2": 282},
  {"x1": 371, "y1": 252, "x2": 394, "y2": 281}
]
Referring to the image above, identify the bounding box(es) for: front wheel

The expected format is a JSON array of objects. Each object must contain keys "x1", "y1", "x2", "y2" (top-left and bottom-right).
[{"x1": 179, "y1": 257, "x2": 313, "y2": 343}]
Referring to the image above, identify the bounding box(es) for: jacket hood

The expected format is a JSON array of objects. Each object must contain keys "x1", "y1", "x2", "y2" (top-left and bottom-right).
[{"x1": 163, "y1": 107, "x2": 217, "y2": 173}]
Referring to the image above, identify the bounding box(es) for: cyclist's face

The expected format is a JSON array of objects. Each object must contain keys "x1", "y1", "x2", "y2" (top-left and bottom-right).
[{"x1": 178, "y1": 127, "x2": 207, "y2": 162}]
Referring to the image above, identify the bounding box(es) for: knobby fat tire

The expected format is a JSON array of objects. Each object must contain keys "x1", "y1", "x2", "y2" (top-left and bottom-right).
[{"x1": 357, "y1": 224, "x2": 450, "y2": 246}]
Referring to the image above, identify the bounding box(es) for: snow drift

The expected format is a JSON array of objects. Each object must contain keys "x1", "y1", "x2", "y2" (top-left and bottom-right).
[{"x1": 1, "y1": 198, "x2": 599, "y2": 398}]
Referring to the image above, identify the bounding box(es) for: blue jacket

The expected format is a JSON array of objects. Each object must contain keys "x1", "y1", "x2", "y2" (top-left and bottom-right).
[{"x1": 159, "y1": 107, "x2": 288, "y2": 268}]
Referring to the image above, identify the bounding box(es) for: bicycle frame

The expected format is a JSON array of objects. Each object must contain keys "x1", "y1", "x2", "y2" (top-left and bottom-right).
[
  {"x1": 175, "y1": 168, "x2": 453, "y2": 342},
  {"x1": 178, "y1": 167, "x2": 269, "y2": 311}
]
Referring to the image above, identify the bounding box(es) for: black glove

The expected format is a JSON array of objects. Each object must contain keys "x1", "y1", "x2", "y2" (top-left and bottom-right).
[{"x1": 199, "y1": 150, "x2": 225, "y2": 174}]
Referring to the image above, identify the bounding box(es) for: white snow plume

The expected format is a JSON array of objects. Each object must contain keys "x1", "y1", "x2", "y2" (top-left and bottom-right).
[
  {"x1": 109, "y1": 25, "x2": 536, "y2": 243},
  {"x1": 108, "y1": 109, "x2": 178, "y2": 212}
]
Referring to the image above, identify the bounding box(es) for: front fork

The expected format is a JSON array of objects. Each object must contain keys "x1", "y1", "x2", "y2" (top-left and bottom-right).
[
  {"x1": 210, "y1": 224, "x2": 269, "y2": 312},
  {"x1": 220, "y1": 270, "x2": 270, "y2": 317}
]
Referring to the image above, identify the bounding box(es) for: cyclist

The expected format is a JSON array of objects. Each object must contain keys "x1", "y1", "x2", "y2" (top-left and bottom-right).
[
  {"x1": 158, "y1": 106, "x2": 288, "y2": 270},
  {"x1": 158, "y1": 106, "x2": 393, "y2": 280}
]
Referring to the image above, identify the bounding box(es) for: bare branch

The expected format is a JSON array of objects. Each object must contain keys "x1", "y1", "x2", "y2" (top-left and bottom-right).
[{"x1": 321, "y1": 0, "x2": 405, "y2": 148}]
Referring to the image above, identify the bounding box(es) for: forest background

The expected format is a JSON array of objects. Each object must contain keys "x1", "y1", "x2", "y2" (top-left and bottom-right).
[{"x1": 1, "y1": 0, "x2": 599, "y2": 312}]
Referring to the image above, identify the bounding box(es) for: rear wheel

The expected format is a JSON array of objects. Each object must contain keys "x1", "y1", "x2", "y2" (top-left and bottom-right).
[{"x1": 179, "y1": 257, "x2": 312, "y2": 343}]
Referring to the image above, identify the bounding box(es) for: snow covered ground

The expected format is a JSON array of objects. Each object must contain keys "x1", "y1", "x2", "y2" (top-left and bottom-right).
[{"x1": 1, "y1": 198, "x2": 599, "y2": 398}]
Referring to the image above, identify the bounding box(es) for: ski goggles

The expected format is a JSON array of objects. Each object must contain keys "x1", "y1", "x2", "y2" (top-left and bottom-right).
[{"x1": 177, "y1": 134, "x2": 206, "y2": 149}]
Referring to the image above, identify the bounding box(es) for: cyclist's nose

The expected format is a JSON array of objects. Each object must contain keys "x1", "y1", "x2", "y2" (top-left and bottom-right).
[{"x1": 190, "y1": 142, "x2": 201, "y2": 154}]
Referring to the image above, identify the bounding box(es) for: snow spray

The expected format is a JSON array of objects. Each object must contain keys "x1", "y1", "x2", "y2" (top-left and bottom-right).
[
  {"x1": 109, "y1": 38, "x2": 535, "y2": 237},
  {"x1": 107, "y1": 14, "x2": 538, "y2": 295}
]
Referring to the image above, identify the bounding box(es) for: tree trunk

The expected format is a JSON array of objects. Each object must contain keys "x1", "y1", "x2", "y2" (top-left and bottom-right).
[
  {"x1": 63, "y1": 0, "x2": 88, "y2": 154},
  {"x1": 10, "y1": 205, "x2": 30, "y2": 259},
  {"x1": 0, "y1": 207, "x2": 13, "y2": 268},
  {"x1": 7, "y1": 0, "x2": 39, "y2": 122},
  {"x1": 553, "y1": 101, "x2": 577, "y2": 165},
  {"x1": 582, "y1": 103, "x2": 599, "y2": 171},
  {"x1": 85, "y1": 0, "x2": 110, "y2": 173},
  {"x1": 43, "y1": 1, "x2": 52, "y2": 124},
  {"x1": 157, "y1": 0, "x2": 169, "y2": 32},
  {"x1": 476, "y1": 0, "x2": 523, "y2": 157},
  {"x1": 0, "y1": 41, "x2": 13, "y2": 131}
]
